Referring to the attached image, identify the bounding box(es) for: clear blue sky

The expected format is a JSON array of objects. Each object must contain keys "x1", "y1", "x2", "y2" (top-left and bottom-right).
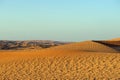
[{"x1": 0, "y1": 0, "x2": 120, "y2": 41}]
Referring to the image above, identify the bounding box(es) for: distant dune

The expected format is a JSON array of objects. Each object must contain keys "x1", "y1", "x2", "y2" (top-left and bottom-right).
[
  {"x1": 0, "y1": 39, "x2": 120, "y2": 79},
  {"x1": 109, "y1": 38, "x2": 120, "y2": 41}
]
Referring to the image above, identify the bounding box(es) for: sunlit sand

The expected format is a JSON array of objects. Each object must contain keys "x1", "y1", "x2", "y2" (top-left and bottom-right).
[{"x1": 0, "y1": 40, "x2": 120, "y2": 79}]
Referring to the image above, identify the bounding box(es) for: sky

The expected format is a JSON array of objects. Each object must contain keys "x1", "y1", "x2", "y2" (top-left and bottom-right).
[{"x1": 0, "y1": 0, "x2": 120, "y2": 41}]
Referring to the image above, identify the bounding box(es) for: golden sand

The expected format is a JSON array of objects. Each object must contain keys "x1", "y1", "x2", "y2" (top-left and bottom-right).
[{"x1": 0, "y1": 41, "x2": 120, "y2": 79}]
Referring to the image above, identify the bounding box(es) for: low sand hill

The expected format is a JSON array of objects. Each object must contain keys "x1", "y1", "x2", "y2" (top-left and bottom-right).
[
  {"x1": 48, "y1": 41, "x2": 118, "y2": 53},
  {"x1": 93, "y1": 41, "x2": 120, "y2": 46},
  {"x1": 109, "y1": 38, "x2": 120, "y2": 41},
  {"x1": 93, "y1": 40, "x2": 120, "y2": 51},
  {"x1": 0, "y1": 40, "x2": 120, "y2": 79}
]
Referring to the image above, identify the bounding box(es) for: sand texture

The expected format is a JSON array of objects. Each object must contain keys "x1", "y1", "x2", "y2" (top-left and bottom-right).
[{"x1": 0, "y1": 40, "x2": 120, "y2": 80}]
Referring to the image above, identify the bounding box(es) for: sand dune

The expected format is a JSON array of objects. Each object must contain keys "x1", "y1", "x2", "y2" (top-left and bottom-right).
[
  {"x1": 109, "y1": 38, "x2": 120, "y2": 41},
  {"x1": 42, "y1": 41, "x2": 118, "y2": 54},
  {"x1": 94, "y1": 41, "x2": 120, "y2": 52},
  {"x1": 0, "y1": 40, "x2": 120, "y2": 79},
  {"x1": 93, "y1": 41, "x2": 120, "y2": 46}
]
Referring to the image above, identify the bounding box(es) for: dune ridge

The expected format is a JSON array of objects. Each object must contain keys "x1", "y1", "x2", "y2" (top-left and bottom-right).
[
  {"x1": 93, "y1": 40, "x2": 120, "y2": 51},
  {"x1": 110, "y1": 38, "x2": 120, "y2": 41}
]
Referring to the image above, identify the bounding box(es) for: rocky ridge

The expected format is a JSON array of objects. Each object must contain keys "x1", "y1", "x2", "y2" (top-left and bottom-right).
[{"x1": 0, "y1": 40, "x2": 70, "y2": 50}]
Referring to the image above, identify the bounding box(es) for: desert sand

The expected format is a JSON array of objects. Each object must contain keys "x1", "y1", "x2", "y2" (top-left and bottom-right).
[{"x1": 0, "y1": 40, "x2": 120, "y2": 80}]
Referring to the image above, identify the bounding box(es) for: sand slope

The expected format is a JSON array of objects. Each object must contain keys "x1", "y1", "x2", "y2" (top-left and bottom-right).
[
  {"x1": 94, "y1": 41, "x2": 120, "y2": 46},
  {"x1": 38, "y1": 40, "x2": 119, "y2": 53},
  {"x1": 0, "y1": 41, "x2": 120, "y2": 79},
  {"x1": 110, "y1": 38, "x2": 120, "y2": 41}
]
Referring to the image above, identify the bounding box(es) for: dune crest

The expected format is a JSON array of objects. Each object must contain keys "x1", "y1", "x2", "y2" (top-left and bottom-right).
[
  {"x1": 43, "y1": 41, "x2": 118, "y2": 53},
  {"x1": 110, "y1": 38, "x2": 120, "y2": 41}
]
